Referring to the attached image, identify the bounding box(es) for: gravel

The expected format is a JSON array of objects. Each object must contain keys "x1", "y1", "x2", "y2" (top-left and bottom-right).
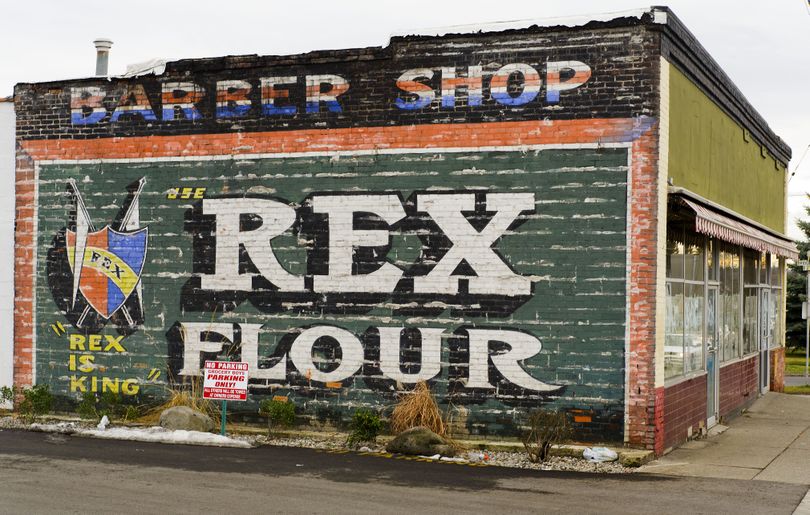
[
  {"x1": 1, "y1": 416, "x2": 633, "y2": 473},
  {"x1": 257, "y1": 432, "x2": 633, "y2": 473},
  {"x1": 0, "y1": 416, "x2": 28, "y2": 430},
  {"x1": 483, "y1": 450, "x2": 633, "y2": 474}
]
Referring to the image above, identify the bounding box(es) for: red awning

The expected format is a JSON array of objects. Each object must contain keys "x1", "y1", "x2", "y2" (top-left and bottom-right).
[{"x1": 680, "y1": 197, "x2": 799, "y2": 260}]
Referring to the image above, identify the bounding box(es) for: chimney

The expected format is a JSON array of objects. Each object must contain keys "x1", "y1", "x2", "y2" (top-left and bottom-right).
[{"x1": 93, "y1": 39, "x2": 113, "y2": 77}]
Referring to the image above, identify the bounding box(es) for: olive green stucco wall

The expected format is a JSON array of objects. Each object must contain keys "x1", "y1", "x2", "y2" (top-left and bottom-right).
[{"x1": 667, "y1": 64, "x2": 787, "y2": 232}]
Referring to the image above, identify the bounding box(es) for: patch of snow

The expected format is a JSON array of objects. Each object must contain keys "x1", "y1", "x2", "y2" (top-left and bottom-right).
[
  {"x1": 80, "y1": 427, "x2": 252, "y2": 448},
  {"x1": 30, "y1": 422, "x2": 251, "y2": 448},
  {"x1": 30, "y1": 422, "x2": 79, "y2": 434},
  {"x1": 390, "y1": 8, "x2": 658, "y2": 39},
  {"x1": 96, "y1": 415, "x2": 109, "y2": 430},
  {"x1": 122, "y1": 59, "x2": 168, "y2": 78}
]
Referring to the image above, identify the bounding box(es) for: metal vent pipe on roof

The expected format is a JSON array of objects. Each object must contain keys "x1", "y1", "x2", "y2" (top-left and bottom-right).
[{"x1": 93, "y1": 39, "x2": 113, "y2": 77}]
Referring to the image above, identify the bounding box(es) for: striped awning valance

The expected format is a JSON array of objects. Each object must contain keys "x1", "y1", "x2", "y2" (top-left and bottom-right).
[{"x1": 680, "y1": 198, "x2": 799, "y2": 260}]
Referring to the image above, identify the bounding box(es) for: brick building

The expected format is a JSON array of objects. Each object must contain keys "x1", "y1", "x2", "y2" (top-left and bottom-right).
[{"x1": 12, "y1": 7, "x2": 795, "y2": 453}]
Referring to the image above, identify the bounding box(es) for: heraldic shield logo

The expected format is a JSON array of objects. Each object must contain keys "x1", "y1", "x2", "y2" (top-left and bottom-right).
[
  {"x1": 47, "y1": 177, "x2": 149, "y2": 332},
  {"x1": 66, "y1": 226, "x2": 148, "y2": 319}
]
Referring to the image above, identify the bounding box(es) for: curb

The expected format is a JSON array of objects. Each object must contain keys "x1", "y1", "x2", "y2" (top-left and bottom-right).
[{"x1": 4, "y1": 414, "x2": 654, "y2": 467}]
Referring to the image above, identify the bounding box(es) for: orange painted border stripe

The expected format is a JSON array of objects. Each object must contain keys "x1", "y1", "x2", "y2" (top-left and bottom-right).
[
  {"x1": 21, "y1": 118, "x2": 648, "y2": 161},
  {"x1": 15, "y1": 116, "x2": 660, "y2": 450}
]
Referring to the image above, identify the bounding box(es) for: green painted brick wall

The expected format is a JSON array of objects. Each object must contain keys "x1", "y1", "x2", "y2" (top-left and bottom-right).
[{"x1": 36, "y1": 148, "x2": 629, "y2": 439}]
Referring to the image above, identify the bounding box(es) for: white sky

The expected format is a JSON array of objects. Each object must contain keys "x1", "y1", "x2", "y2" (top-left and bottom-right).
[{"x1": 1, "y1": 1, "x2": 808, "y2": 238}]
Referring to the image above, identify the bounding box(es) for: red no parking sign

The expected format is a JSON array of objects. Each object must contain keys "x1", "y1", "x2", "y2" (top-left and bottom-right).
[{"x1": 203, "y1": 361, "x2": 249, "y2": 401}]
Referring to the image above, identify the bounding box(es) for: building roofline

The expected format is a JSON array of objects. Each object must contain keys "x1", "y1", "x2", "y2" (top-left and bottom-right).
[
  {"x1": 648, "y1": 6, "x2": 791, "y2": 165},
  {"x1": 389, "y1": 8, "x2": 657, "y2": 39},
  {"x1": 11, "y1": 7, "x2": 790, "y2": 165}
]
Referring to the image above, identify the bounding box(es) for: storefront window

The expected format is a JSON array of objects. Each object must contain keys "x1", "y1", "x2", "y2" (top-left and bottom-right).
[
  {"x1": 743, "y1": 248, "x2": 758, "y2": 285},
  {"x1": 760, "y1": 253, "x2": 769, "y2": 285},
  {"x1": 684, "y1": 232, "x2": 704, "y2": 282},
  {"x1": 664, "y1": 223, "x2": 786, "y2": 377},
  {"x1": 769, "y1": 289, "x2": 781, "y2": 348},
  {"x1": 665, "y1": 225, "x2": 705, "y2": 379},
  {"x1": 743, "y1": 287, "x2": 758, "y2": 355},
  {"x1": 707, "y1": 240, "x2": 717, "y2": 282},
  {"x1": 770, "y1": 256, "x2": 782, "y2": 286},
  {"x1": 770, "y1": 256, "x2": 784, "y2": 348},
  {"x1": 684, "y1": 283, "x2": 704, "y2": 372},
  {"x1": 665, "y1": 281, "x2": 685, "y2": 378},
  {"x1": 666, "y1": 225, "x2": 685, "y2": 280},
  {"x1": 719, "y1": 244, "x2": 741, "y2": 362}
]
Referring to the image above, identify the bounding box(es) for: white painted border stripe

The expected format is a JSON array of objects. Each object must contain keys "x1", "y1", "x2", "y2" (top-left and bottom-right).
[
  {"x1": 31, "y1": 141, "x2": 635, "y2": 419},
  {"x1": 36, "y1": 142, "x2": 632, "y2": 166},
  {"x1": 32, "y1": 162, "x2": 40, "y2": 385},
  {"x1": 623, "y1": 146, "x2": 633, "y2": 443}
]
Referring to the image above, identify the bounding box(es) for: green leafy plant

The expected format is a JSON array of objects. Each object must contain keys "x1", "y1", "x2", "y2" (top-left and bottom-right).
[
  {"x1": 521, "y1": 409, "x2": 571, "y2": 463},
  {"x1": 1, "y1": 385, "x2": 18, "y2": 406},
  {"x1": 123, "y1": 405, "x2": 141, "y2": 422},
  {"x1": 348, "y1": 409, "x2": 383, "y2": 446},
  {"x1": 18, "y1": 385, "x2": 53, "y2": 423},
  {"x1": 99, "y1": 391, "x2": 121, "y2": 417},
  {"x1": 77, "y1": 391, "x2": 99, "y2": 420},
  {"x1": 259, "y1": 398, "x2": 296, "y2": 434},
  {"x1": 76, "y1": 391, "x2": 126, "y2": 421}
]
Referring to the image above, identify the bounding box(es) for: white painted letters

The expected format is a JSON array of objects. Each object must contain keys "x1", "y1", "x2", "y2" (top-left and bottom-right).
[
  {"x1": 177, "y1": 323, "x2": 561, "y2": 394},
  {"x1": 378, "y1": 327, "x2": 443, "y2": 383},
  {"x1": 466, "y1": 328, "x2": 559, "y2": 391},
  {"x1": 312, "y1": 194, "x2": 405, "y2": 293},
  {"x1": 239, "y1": 323, "x2": 287, "y2": 381},
  {"x1": 289, "y1": 326, "x2": 364, "y2": 383},
  {"x1": 201, "y1": 198, "x2": 303, "y2": 291},
  {"x1": 177, "y1": 322, "x2": 233, "y2": 376},
  {"x1": 413, "y1": 193, "x2": 534, "y2": 296}
]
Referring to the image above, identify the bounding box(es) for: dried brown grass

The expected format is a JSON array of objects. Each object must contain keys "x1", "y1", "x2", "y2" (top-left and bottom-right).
[
  {"x1": 138, "y1": 310, "x2": 226, "y2": 426},
  {"x1": 137, "y1": 377, "x2": 220, "y2": 425},
  {"x1": 390, "y1": 381, "x2": 447, "y2": 437}
]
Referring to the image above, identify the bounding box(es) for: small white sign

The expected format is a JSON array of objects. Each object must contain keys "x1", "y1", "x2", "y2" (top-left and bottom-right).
[
  {"x1": 803, "y1": 302, "x2": 808, "y2": 321},
  {"x1": 203, "y1": 361, "x2": 249, "y2": 401}
]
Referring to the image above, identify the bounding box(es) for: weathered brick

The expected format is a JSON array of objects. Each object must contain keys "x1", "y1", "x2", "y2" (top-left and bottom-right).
[{"x1": 12, "y1": 15, "x2": 667, "y2": 445}]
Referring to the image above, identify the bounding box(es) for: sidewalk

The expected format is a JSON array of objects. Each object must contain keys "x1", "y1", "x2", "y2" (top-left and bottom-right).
[
  {"x1": 639, "y1": 393, "x2": 810, "y2": 484},
  {"x1": 786, "y1": 376, "x2": 810, "y2": 387}
]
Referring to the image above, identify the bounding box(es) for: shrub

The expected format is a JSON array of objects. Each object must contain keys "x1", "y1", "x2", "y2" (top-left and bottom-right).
[
  {"x1": 1, "y1": 385, "x2": 17, "y2": 405},
  {"x1": 77, "y1": 391, "x2": 99, "y2": 420},
  {"x1": 18, "y1": 385, "x2": 53, "y2": 423},
  {"x1": 390, "y1": 381, "x2": 445, "y2": 436},
  {"x1": 348, "y1": 409, "x2": 383, "y2": 445},
  {"x1": 76, "y1": 391, "x2": 124, "y2": 421},
  {"x1": 521, "y1": 409, "x2": 571, "y2": 463},
  {"x1": 123, "y1": 405, "x2": 141, "y2": 422},
  {"x1": 259, "y1": 399, "x2": 295, "y2": 434}
]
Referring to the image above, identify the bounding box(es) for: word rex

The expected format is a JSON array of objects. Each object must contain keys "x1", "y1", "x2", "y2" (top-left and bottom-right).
[
  {"x1": 195, "y1": 191, "x2": 535, "y2": 297},
  {"x1": 203, "y1": 361, "x2": 249, "y2": 401}
]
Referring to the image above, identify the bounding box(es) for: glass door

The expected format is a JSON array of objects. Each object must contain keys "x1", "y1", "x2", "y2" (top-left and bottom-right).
[
  {"x1": 759, "y1": 289, "x2": 770, "y2": 393},
  {"x1": 706, "y1": 286, "x2": 719, "y2": 426}
]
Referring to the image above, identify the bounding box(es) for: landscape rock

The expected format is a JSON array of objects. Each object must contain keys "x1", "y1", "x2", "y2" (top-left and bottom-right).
[
  {"x1": 618, "y1": 449, "x2": 653, "y2": 468},
  {"x1": 159, "y1": 406, "x2": 214, "y2": 433},
  {"x1": 386, "y1": 426, "x2": 456, "y2": 457}
]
